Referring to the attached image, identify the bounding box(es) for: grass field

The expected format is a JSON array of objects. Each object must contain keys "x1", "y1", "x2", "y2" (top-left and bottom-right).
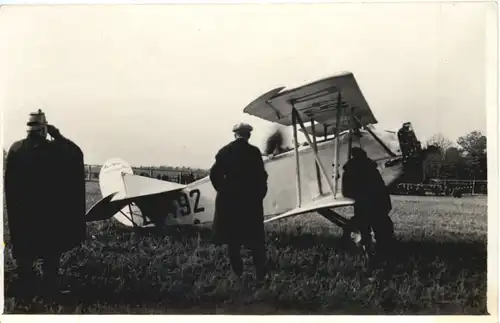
[{"x1": 3, "y1": 181, "x2": 488, "y2": 314}]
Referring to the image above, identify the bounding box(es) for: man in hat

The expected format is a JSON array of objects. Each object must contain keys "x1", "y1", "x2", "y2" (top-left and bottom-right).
[
  {"x1": 341, "y1": 147, "x2": 395, "y2": 275},
  {"x1": 4, "y1": 109, "x2": 86, "y2": 298},
  {"x1": 209, "y1": 122, "x2": 269, "y2": 283},
  {"x1": 397, "y1": 122, "x2": 421, "y2": 162},
  {"x1": 397, "y1": 122, "x2": 424, "y2": 184}
]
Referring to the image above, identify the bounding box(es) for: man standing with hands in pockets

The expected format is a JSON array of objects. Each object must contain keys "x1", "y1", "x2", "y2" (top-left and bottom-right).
[{"x1": 209, "y1": 122, "x2": 269, "y2": 284}]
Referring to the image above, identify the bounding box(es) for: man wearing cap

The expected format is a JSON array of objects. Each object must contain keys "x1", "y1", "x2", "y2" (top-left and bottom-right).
[
  {"x1": 209, "y1": 122, "x2": 269, "y2": 283},
  {"x1": 4, "y1": 109, "x2": 86, "y2": 298},
  {"x1": 341, "y1": 147, "x2": 395, "y2": 276}
]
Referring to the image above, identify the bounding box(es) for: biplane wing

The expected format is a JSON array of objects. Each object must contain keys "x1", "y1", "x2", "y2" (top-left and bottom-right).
[
  {"x1": 243, "y1": 72, "x2": 377, "y2": 130},
  {"x1": 244, "y1": 72, "x2": 391, "y2": 224},
  {"x1": 264, "y1": 194, "x2": 354, "y2": 223}
]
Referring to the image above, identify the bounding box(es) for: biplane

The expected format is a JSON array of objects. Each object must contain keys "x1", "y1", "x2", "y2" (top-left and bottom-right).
[{"x1": 85, "y1": 72, "x2": 415, "y2": 243}]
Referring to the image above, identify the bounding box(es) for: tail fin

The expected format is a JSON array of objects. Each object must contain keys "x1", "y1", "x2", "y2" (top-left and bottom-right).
[{"x1": 99, "y1": 158, "x2": 133, "y2": 201}]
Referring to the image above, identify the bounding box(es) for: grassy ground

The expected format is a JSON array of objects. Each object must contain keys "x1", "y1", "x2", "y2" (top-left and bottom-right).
[{"x1": 3, "y1": 181, "x2": 488, "y2": 314}]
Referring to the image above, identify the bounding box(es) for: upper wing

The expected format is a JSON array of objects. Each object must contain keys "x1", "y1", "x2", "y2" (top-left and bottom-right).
[
  {"x1": 243, "y1": 72, "x2": 377, "y2": 131},
  {"x1": 264, "y1": 194, "x2": 354, "y2": 223}
]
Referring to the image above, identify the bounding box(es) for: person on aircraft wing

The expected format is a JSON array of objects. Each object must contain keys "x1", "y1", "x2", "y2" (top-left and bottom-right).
[
  {"x1": 209, "y1": 122, "x2": 269, "y2": 283},
  {"x1": 341, "y1": 147, "x2": 395, "y2": 273},
  {"x1": 397, "y1": 122, "x2": 421, "y2": 162},
  {"x1": 4, "y1": 109, "x2": 86, "y2": 299}
]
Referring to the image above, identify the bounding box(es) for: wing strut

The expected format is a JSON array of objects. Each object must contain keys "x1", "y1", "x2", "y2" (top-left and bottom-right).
[
  {"x1": 310, "y1": 120, "x2": 323, "y2": 195},
  {"x1": 333, "y1": 92, "x2": 343, "y2": 197},
  {"x1": 348, "y1": 107, "x2": 355, "y2": 159},
  {"x1": 353, "y1": 116, "x2": 396, "y2": 158},
  {"x1": 292, "y1": 108, "x2": 302, "y2": 207},
  {"x1": 291, "y1": 105, "x2": 336, "y2": 197}
]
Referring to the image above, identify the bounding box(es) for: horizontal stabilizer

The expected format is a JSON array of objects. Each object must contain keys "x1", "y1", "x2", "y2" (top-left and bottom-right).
[
  {"x1": 85, "y1": 193, "x2": 133, "y2": 222},
  {"x1": 90, "y1": 158, "x2": 189, "y2": 225},
  {"x1": 114, "y1": 174, "x2": 186, "y2": 201},
  {"x1": 264, "y1": 194, "x2": 354, "y2": 223}
]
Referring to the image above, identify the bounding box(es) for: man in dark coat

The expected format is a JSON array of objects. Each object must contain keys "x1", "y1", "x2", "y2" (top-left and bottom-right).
[
  {"x1": 4, "y1": 109, "x2": 86, "y2": 297},
  {"x1": 397, "y1": 122, "x2": 421, "y2": 161},
  {"x1": 341, "y1": 147, "x2": 395, "y2": 272},
  {"x1": 209, "y1": 122, "x2": 269, "y2": 282}
]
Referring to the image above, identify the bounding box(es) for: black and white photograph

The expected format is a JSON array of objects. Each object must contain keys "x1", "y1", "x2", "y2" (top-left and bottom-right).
[{"x1": 1, "y1": 1, "x2": 497, "y2": 317}]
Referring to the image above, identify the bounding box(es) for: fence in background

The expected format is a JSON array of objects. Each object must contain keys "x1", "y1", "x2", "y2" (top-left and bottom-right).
[
  {"x1": 390, "y1": 179, "x2": 487, "y2": 196},
  {"x1": 84, "y1": 165, "x2": 209, "y2": 185},
  {"x1": 84, "y1": 165, "x2": 487, "y2": 196}
]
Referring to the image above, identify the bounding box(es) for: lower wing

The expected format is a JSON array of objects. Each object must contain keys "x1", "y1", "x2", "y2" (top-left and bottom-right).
[{"x1": 264, "y1": 194, "x2": 354, "y2": 223}]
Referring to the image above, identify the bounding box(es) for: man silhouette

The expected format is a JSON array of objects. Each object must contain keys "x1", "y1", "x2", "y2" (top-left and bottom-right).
[
  {"x1": 209, "y1": 122, "x2": 269, "y2": 282},
  {"x1": 4, "y1": 109, "x2": 86, "y2": 298},
  {"x1": 341, "y1": 147, "x2": 395, "y2": 274}
]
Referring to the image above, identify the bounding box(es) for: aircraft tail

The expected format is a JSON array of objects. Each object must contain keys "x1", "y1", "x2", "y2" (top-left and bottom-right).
[
  {"x1": 98, "y1": 158, "x2": 186, "y2": 202},
  {"x1": 86, "y1": 158, "x2": 186, "y2": 226}
]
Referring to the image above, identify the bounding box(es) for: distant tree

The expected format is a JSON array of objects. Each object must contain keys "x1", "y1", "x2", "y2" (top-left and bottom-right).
[
  {"x1": 457, "y1": 131, "x2": 487, "y2": 157},
  {"x1": 457, "y1": 131, "x2": 487, "y2": 180},
  {"x1": 444, "y1": 146, "x2": 461, "y2": 160},
  {"x1": 426, "y1": 133, "x2": 453, "y2": 156},
  {"x1": 441, "y1": 147, "x2": 462, "y2": 178},
  {"x1": 421, "y1": 132, "x2": 487, "y2": 181},
  {"x1": 422, "y1": 144, "x2": 443, "y2": 180}
]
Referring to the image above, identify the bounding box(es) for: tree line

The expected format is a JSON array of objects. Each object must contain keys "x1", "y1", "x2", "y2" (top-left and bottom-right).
[{"x1": 421, "y1": 130, "x2": 487, "y2": 182}]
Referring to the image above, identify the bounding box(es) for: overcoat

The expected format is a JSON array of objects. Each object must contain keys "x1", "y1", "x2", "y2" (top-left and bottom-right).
[
  {"x1": 4, "y1": 135, "x2": 86, "y2": 259},
  {"x1": 209, "y1": 138, "x2": 268, "y2": 246},
  {"x1": 342, "y1": 155, "x2": 392, "y2": 218}
]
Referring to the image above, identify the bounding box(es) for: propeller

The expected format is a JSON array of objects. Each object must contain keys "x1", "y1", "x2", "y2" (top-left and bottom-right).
[{"x1": 264, "y1": 127, "x2": 289, "y2": 156}]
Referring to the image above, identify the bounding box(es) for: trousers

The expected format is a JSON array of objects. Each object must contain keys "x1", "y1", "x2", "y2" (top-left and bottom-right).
[
  {"x1": 227, "y1": 242, "x2": 267, "y2": 280},
  {"x1": 347, "y1": 208, "x2": 396, "y2": 272}
]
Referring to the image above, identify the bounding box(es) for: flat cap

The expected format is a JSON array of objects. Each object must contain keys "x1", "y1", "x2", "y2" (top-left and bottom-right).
[
  {"x1": 351, "y1": 146, "x2": 367, "y2": 159},
  {"x1": 232, "y1": 122, "x2": 253, "y2": 133}
]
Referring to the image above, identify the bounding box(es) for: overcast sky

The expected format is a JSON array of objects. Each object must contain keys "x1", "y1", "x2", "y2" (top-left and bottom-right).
[{"x1": 0, "y1": 3, "x2": 492, "y2": 169}]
